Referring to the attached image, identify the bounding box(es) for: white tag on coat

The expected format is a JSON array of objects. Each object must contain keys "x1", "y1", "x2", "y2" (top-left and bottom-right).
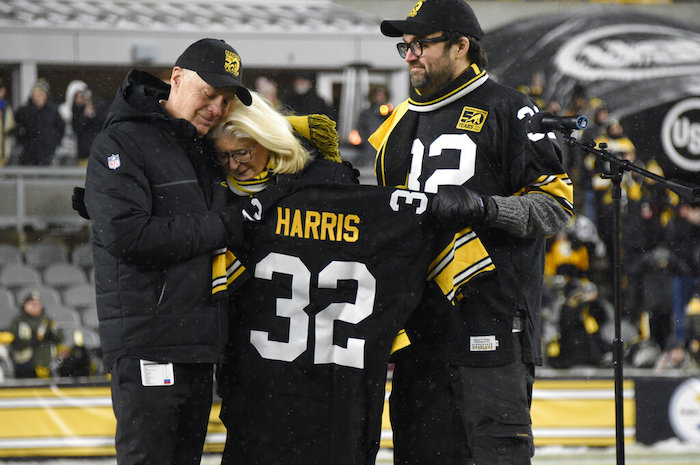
[
  {"x1": 469, "y1": 335, "x2": 499, "y2": 352},
  {"x1": 139, "y1": 359, "x2": 175, "y2": 386}
]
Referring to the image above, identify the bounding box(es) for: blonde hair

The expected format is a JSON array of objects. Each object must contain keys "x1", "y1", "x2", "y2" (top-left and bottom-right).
[{"x1": 212, "y1": 91, "x2": 311, "y2": 174}]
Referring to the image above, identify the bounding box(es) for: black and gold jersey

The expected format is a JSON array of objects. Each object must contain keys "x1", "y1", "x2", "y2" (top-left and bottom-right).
[
  {"x1": 371, "y1": 64, "x2": 574, "y2": 366},
  {"x1": 217, "y1": 182, "x2": 492, "y2": 465}
]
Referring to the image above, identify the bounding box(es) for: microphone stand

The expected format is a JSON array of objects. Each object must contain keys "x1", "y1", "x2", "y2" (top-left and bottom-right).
[{"x1": 557, "y1": 130, "x2": 700, "y2": 465}]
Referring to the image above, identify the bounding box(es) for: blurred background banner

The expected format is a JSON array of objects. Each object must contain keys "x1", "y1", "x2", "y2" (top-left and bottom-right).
[
  {"x1": 483, "y1": 7, "x2": 700, "y2": 184},
  {"x1": 635, "y1": 376, "x2": 700, "y2": 445}
]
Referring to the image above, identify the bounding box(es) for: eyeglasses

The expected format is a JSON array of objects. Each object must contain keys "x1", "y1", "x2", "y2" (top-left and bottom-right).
[
  {"x1": 396, "y1": 35, "x2": 449, "y2": 58},
  {"x1": 215, "y1": 142, "x2": 257, "y2": 164}
]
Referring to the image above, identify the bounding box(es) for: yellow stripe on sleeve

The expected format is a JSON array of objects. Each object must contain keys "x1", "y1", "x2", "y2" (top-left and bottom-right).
[
  {"x1": 428, "y1": 227, "x2": 495, "y2": 303},
  {"x1": 390, "y1": 329, "x2": 411, "y2": 354}
]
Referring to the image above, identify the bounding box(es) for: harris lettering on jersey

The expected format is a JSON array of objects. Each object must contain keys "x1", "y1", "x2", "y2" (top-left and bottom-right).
[{"x1": 275, "y1": 207, "x2": 360, "y2": 242}]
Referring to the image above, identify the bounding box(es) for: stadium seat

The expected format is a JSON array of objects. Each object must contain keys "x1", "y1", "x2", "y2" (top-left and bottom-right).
[
  {"x1": 62, "y1": 283, "x2": 96, "y2": 311},
  {"x1": 24, "y1": 242, "x2": 69, "y2": 271},
  {"x1": 43, "y1": 263, "x2": 88, "y2": 290},
  {"x1": 79, "y1": 327, "x2": 101, "y2": 350},
  {"x1": 70, "y1": 243, "x2": 94, "y2": 271},
  {"x1": 0, "y1": 244, "x2": 22, "y2": 269},
  {"x1": 51, "y1": 305, "x2": 83, "y2": 330},
  {"x1": 0, "y1": 263, "x2": 41, "y2": 291},
  {"x1": 0, "y1": 288, "x2": 16, "y2": 330},
  {"x1": 80, "y1": 307, "x2": 99, "y2": 329}
]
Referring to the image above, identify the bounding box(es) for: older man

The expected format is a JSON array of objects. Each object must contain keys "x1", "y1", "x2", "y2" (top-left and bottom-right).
[{"x1": 84, "y1": 38, "x2": 251, "y2": 465}]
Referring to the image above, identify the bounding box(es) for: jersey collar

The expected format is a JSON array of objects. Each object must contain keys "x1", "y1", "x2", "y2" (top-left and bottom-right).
[{"x1": 408, "y1": 64, "x2": 488, "y2": 113}]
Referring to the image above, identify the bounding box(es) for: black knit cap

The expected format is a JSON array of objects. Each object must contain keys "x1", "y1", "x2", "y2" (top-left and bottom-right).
[
  {"x1": 175, "y1": 38, "x2": 252, "y2": 106},
  {"x1": 381, "y1": 0, "x2": 483, "y2": 40}
]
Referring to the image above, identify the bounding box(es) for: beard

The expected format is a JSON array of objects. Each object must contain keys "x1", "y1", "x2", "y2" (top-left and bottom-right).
[{"x1": 409, "y1": 57, "x2": 454, "y2": 96}]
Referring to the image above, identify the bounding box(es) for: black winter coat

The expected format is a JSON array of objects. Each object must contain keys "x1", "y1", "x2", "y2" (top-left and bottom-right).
[
  {"x1": 14, "y1": 99, "x2": 64, "y2": 165},
  {"x1": 84, "y1": 69, "x2": 231, "y2": 370}
]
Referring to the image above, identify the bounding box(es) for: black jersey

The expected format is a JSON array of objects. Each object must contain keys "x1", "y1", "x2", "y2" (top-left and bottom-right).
[
  {"x1": 372, "y1": 64, "x2": 574, "y2": 366},
  {"x1": 217, "y1": 183, "x2": 492, "y2": 465}
]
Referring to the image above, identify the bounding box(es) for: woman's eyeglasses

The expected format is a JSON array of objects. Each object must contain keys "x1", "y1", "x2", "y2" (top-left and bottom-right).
[
  {"x1": 396, "y1": 35, "x2": 449, "y2": 58},
  {"x1": 215, "y1": 142, "x2": 257, "y2": 165}
]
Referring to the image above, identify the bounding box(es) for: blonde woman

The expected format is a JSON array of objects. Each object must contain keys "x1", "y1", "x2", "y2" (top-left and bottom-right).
[
  {"x1": 208, "y1": 90, "x2": 356, "y2": 196},
  {"x1": 211, "y1": 91, "x2": 357, "y2": 464}
]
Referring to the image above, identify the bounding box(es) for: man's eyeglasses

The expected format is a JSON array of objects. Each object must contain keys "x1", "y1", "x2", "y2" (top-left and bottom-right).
[
  {"x1": 215, "y1": 142, "x2": 257, "y2": 164},
  {"x1": 396, "y1": 35, "x2": 449, "y2": 58}
]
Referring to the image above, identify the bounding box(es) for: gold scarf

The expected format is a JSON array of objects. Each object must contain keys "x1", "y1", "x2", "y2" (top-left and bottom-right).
[
  {"x1": 225, "y1": 161, "x2": 276, "y2": 196},
  {"x1": 212, "y1": 247, "x2": 246, "y2": 297},
  {"x1": 286, "y1": 114, "x2": 341, "y2": 162}
]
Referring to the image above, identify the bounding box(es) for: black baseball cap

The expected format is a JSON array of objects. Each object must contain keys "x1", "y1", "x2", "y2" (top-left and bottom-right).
[
  {"x1": 175, "y1": 38, "x2": 252, "y2": 106},
  {"x1": 381, "y1": 0, "x2": 483, "y2": 40}
]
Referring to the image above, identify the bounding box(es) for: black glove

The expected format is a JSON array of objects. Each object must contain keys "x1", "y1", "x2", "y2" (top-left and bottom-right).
[
  {"x1": 217, "y1": 205, "x2": 244, "y2": 236},
  {"x1": 72, "y1": 187, "x2": 90, "y2": 220},
  {"x1": 342, "y1": 160, "x2": 361, "y2": 184},
  {"x1": 217, "y1": 205, "x2": 246, "y2": 251},
  {"x1": 430, "y1": 185, "x2": 498, "y2": 229}
]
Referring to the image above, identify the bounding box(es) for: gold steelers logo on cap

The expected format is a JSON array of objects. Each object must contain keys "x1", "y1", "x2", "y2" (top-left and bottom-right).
[
  {"x1": 224, "y1": 50, "x2": 240, "y2": 77},
  {"x1": 409, "y1": 0, "x2": 426, "y2": 17}
]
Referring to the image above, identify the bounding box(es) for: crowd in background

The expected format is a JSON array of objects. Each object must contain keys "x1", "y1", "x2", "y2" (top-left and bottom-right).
[
  {"x1": 0, "y1": 71, "x2": 391, "y2": 170},
  {"x1": 0, "y1": 77, "x2": 109, "y2": 167},
  {"x1": 0, "y1": 70, "x2": 337, "y2": 168},
  {"x1": 518, "y1": 77, "x2": 700, "y2": 373}
]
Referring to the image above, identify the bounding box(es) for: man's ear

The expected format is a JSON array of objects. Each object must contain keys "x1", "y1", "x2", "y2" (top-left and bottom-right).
[
  {"x1": 455, "y1": 36, "x2": 470, "y2": 60},
  {"x1": 170, "y1": 67, "x2": 184, "y2": 88}
]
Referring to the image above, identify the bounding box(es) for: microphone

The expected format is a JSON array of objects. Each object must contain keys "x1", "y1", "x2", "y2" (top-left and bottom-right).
[{"x1": 528, "y1": 112, "x2": 588, "y2": 133}]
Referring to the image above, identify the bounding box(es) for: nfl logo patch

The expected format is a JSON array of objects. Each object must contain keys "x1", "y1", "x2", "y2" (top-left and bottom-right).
[{"x1": 108, "y1": 154, "x2": 121, "y2": 170}]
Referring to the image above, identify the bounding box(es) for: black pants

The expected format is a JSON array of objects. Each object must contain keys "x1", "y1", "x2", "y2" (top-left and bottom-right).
[
  {"x1": 110, "y1": 357, "x2": 214, "y2": 465},
  {"x1": 390, "y1": 334, "x2": 535, "y2": 465},
  {"x1": 390, "y1": 353, "x2": 470, "y2": 465}
]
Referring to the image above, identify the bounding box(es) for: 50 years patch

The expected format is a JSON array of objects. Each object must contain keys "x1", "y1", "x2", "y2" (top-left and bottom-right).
[{"x1": 457, "y1": 106, "x2": 487, "y2": 132}]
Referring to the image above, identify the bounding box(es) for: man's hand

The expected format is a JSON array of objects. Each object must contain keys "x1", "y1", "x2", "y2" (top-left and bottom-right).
[
  {"x1": 217, "y1": 205, "x2": 247, "y2": 251},
  {"x1": 217, "y1": 205, "x2": 244, "y2": 236},
  {"x1": 430, "y1": 185, "x2": 497, "y2": 229},
  {"x1": 72, "y1": 187, "x2": 90, "y2": 220}
]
